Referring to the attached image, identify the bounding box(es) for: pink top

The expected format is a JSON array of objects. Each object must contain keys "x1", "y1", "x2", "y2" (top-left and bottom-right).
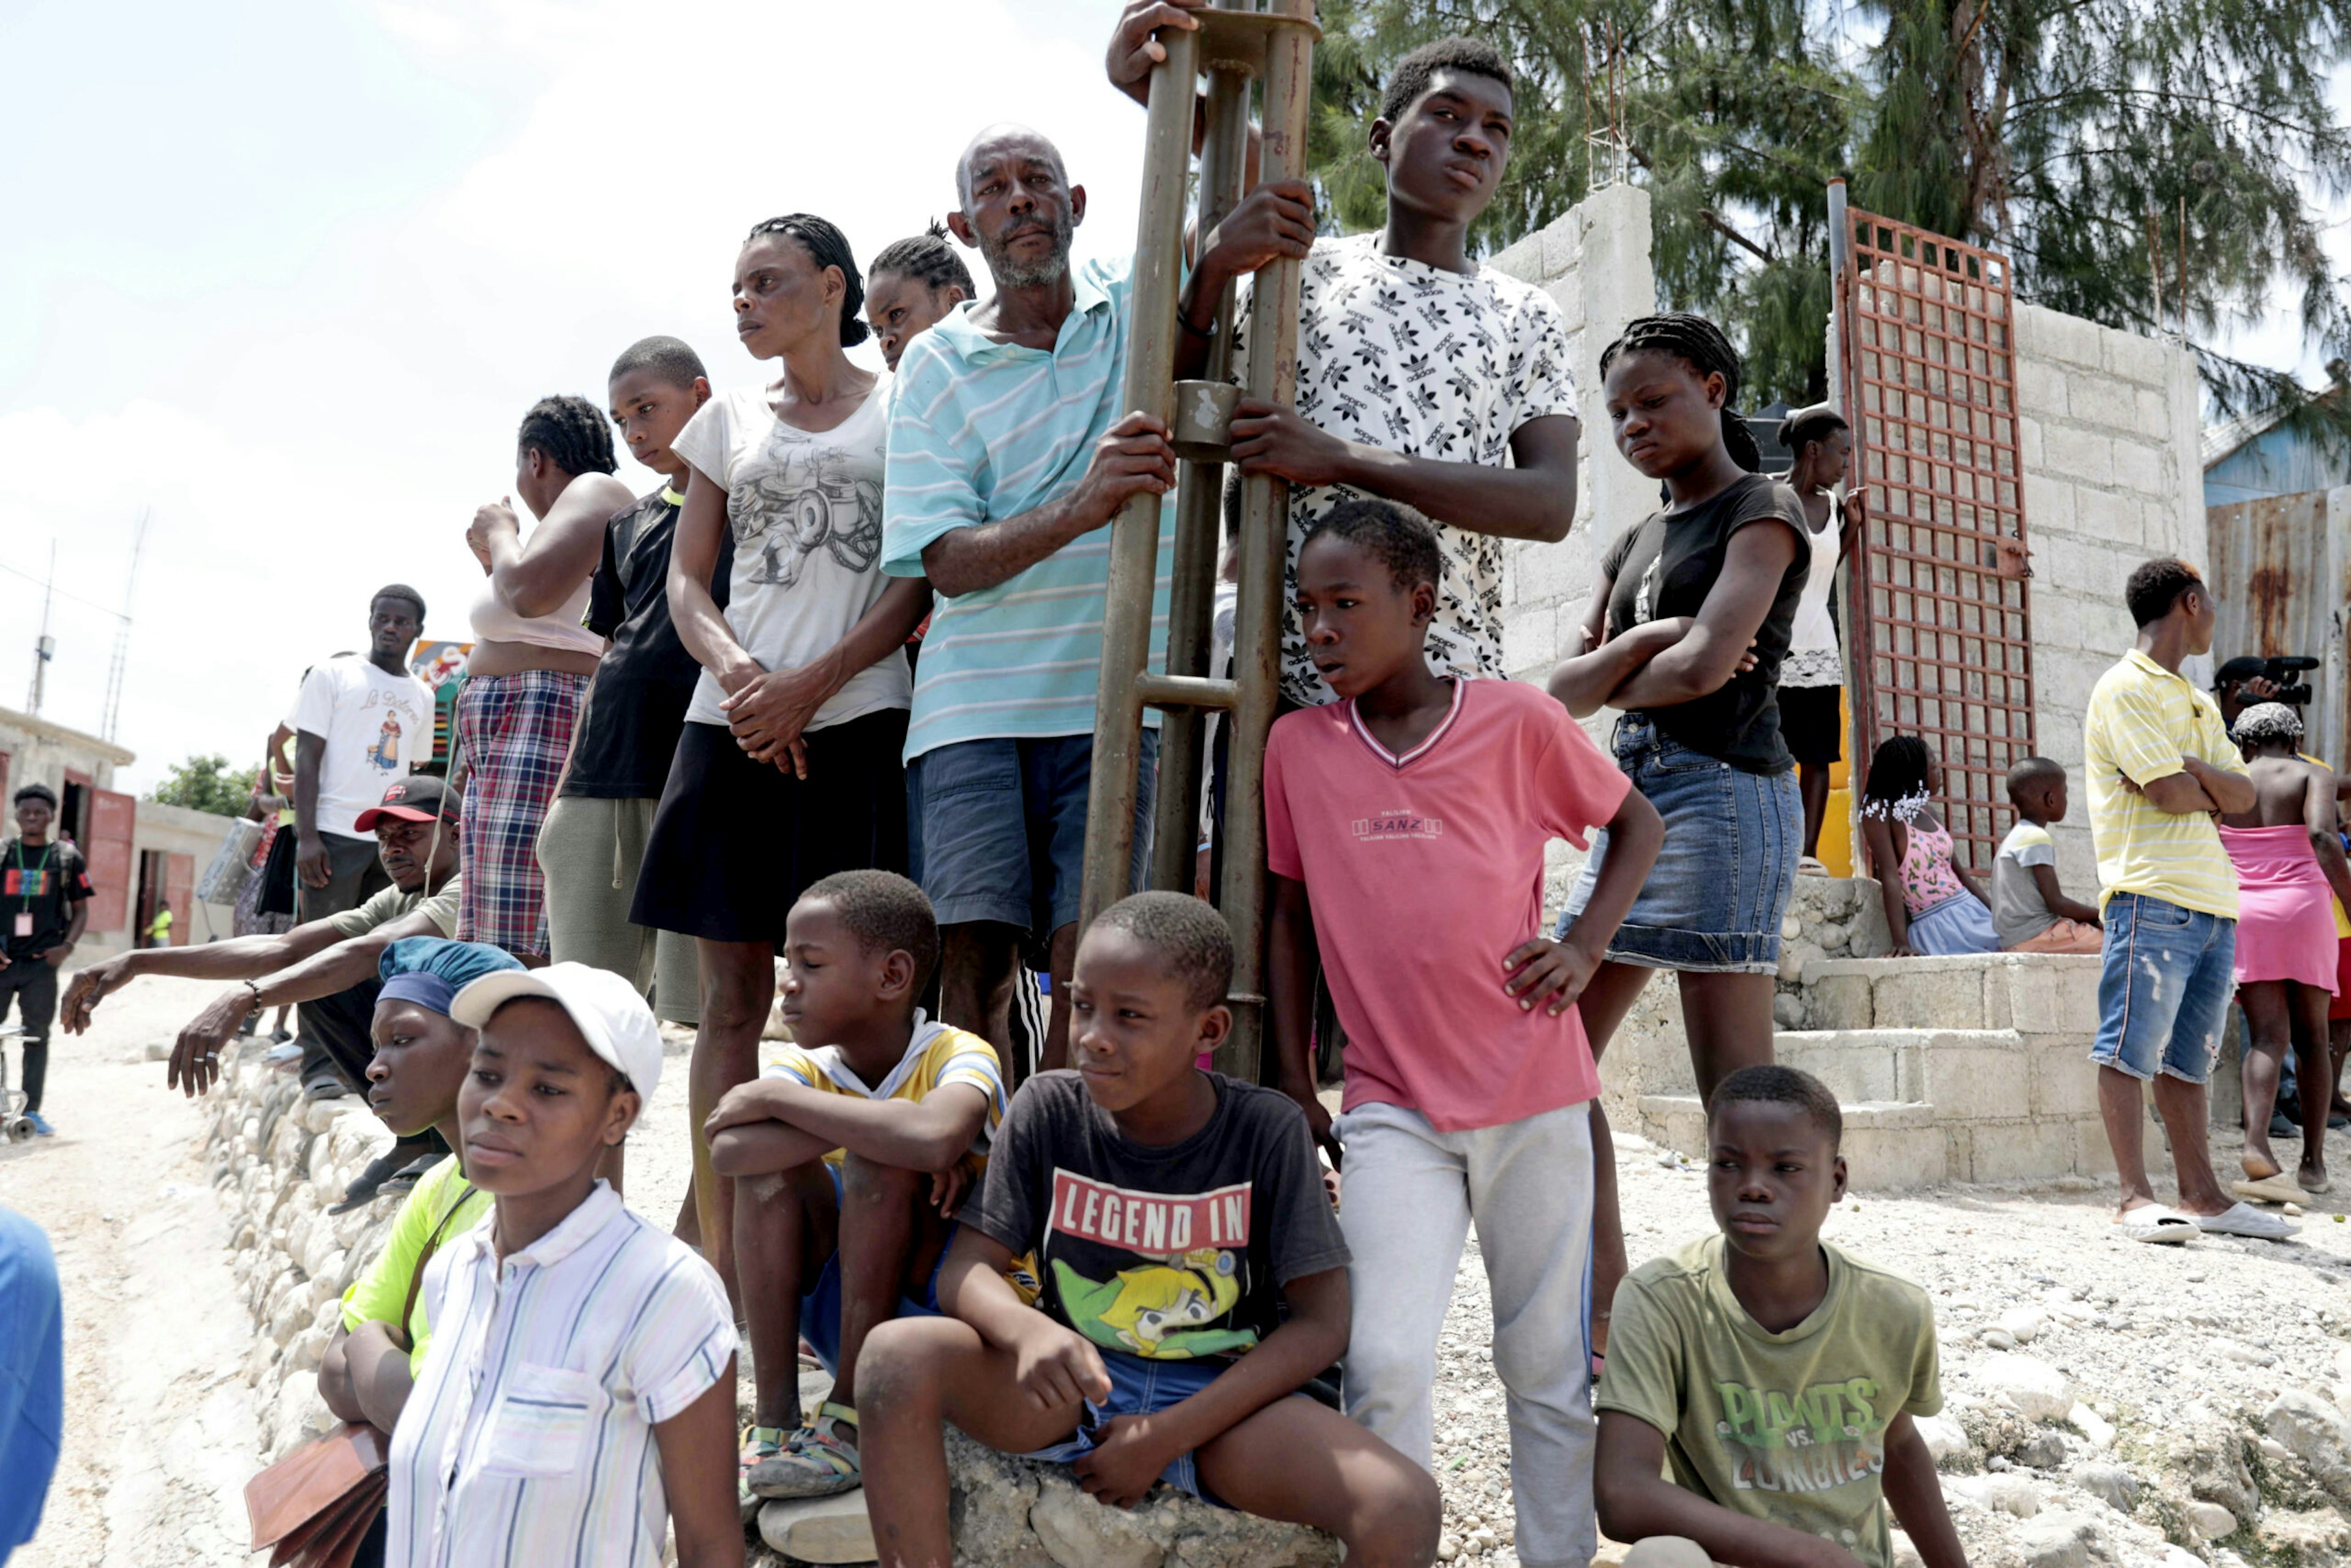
[
  {"x1": 1265, "y1": 680, "x2": 1631, "y2": 1133},
  {"x1": 1898, "y1": 817, "x2": 1968, "y2": 917}
]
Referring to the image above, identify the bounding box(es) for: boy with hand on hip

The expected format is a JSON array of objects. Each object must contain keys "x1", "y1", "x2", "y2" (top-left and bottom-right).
[
  {"x1": 1595, "y1": 1066, "x2": 1967, "y2": 1568},
  {"x1": 1264, "y1": 500, "x2": 1663, "y2": 1568},
  {"x1": 706, "y1": 870, "x2": 1005, "y2": 1499},
  {"x1": 858, "y1": 893, "x2": 1440, "y2": 1568}
]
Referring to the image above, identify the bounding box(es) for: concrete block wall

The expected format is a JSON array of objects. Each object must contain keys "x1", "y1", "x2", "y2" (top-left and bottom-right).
[
  {"x1": 1488, "y1": 182, "x2": 1658, "y2": 686},
  {"x1": 2012, "y1": 306, "x2": 2204, "y2": 893}
]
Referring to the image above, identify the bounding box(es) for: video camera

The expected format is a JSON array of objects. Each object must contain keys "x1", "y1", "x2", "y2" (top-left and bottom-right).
[{"x1": 2217, "y1": 654, "x2": 2320, "y2": 708}]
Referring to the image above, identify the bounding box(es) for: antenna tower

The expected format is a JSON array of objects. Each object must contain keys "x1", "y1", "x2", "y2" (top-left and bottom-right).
[
  {"x1": 101, "y1": 509, "x2": 151, "y2": 742},
  {"x1": 26, "y1": 540, "x2": 56, "y2": 715}
]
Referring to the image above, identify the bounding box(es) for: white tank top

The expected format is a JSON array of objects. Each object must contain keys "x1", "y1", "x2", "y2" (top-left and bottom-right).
[{"x1": 1780, "y1": 492, "x2": 1843, "y2": 687}]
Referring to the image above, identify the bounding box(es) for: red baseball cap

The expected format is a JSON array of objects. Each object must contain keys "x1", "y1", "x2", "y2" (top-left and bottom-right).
[{"x1": 353, "y1": 775, "x2": 460, "y2": 833}]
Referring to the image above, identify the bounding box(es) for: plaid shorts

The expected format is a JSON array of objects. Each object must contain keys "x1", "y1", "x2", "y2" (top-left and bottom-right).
[{"x1": 456, "y1": 669, "x2": 588, "y2": 956}]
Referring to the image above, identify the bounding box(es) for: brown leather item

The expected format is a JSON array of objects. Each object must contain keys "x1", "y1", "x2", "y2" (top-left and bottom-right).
[
  {"x1": 245, "y1": 1422, "x2": 390, "y2": 1552},
  {"x1": 266, "y1": 1473, "x2": 384, "y2": 1568}
]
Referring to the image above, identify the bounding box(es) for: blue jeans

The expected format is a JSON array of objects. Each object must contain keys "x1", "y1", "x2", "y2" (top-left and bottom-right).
[
  {"x1": 2090, "y1": 893, "x2": 2237, "y2": 1084},
  {"x1": 1021, "y1": 1348, "x2": 1235, "y2": 1504},
  {"x1": 1559, "y1": 715, "x2": 1801, "y2": 972},
  {"x1": 907, "y1": 732, "x2": 1157, "y2": 935}
]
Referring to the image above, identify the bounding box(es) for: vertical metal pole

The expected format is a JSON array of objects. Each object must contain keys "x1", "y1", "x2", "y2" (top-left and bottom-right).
[
  {"x1": 1150, "y1": 64, "x2": 1251, "y2": 895},
  {"x1": 1079, "y1": 21, "x2": 1199, "y2": 937},
  {"x1": 1218, "y1": 0, "x2": 1314, "y2": 1082},
  {"x1": 1825, "y1": 176, "x2": 1866, "y2": 871}
]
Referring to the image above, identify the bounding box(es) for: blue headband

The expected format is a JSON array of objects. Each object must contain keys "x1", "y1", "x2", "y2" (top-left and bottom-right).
[
  {"x1": 377, "y1": 936, "x2": 524, "y2": 1018},
  {"x1": 379, "y1": 972, "x2": 459, "y2": 1015}
]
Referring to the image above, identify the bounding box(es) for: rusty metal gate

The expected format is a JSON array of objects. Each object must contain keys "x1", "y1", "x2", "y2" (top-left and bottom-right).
[{"x1": 1831, "y1": 190, "x2": 2036, "y2": 873}]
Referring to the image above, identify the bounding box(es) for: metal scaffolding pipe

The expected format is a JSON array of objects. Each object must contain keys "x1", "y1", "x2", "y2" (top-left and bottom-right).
[
  {"x1": 1216, "y1": 0, "x2": 1314, "y2": 1082},
  {"x1": 1078, "y1": 18, "x2": 1200, "y2": 936},
  {"x1": 1150, "y1": 60, "x2": 1253, "y2": 895}
]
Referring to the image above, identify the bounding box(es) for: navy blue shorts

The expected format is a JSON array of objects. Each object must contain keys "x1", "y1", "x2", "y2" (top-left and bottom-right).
[
  {"x1": 797, "y1": 1163, "x2": 949, "y2": 1374},
  {"x1": 1021, "y1": 1348, "x2": 1234, "y2": 1505},
  {"x1": 907, "y1": 732, "x2": 1157, "y2": 936}
]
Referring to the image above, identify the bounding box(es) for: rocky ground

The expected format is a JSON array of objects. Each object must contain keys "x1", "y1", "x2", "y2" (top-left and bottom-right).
[
  {"x1": 1433, "y1": 1123, "x2": 2351, "y2": 1568},
  {"x1": 10, "y1": 972, "x2": 2351, "y2": 1566}
]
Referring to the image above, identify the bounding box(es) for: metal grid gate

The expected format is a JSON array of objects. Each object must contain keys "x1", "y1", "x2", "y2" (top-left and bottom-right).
[{"x1": 1835, "y1": 201, "x2": 2036, "y2": 874}]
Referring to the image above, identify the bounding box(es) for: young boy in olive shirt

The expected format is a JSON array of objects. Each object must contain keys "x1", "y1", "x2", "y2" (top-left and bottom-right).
[{"x1": 1594, "y1": 1067, "x2": 1968, "y2": 1568}]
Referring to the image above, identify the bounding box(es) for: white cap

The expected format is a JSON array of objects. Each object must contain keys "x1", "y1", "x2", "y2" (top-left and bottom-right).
[{"x1": 451, "y1": 962, "x2": 663, "y2": 1106}]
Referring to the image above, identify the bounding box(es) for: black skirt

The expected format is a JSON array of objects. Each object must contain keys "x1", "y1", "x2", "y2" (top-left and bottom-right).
[
  {"x1": 1777, "y1": 683, "x2": 1843, "y2": 767},
  {"x1": 631, "y1": 710, "x2": 909, "y2": 945}
]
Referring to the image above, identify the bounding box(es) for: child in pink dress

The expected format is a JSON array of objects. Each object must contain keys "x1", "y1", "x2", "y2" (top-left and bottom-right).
[{"x1": 1860, "y1": 736, "x2": 1997, "y2": 956}]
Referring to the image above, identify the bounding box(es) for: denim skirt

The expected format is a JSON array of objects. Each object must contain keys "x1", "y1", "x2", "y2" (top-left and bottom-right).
[{"x1": 1557, "y1": 713, "x2": 1802, "y2": 972}]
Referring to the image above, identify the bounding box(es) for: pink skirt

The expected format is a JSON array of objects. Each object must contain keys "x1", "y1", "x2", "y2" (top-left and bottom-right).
[{"x1": 2221, "y1": 824, "x2": 2339, "y2": 991}]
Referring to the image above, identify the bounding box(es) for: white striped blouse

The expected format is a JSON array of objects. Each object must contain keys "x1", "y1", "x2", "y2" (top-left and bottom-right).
[{"x1": 385, "y1": 1182, "x2": 735, "y2": 1568}]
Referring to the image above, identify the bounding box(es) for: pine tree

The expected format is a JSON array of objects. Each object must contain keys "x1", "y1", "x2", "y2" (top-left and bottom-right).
[
  {"x1": 1307, "y1": 0, "x2": 2351, "y2": 430},
  {"x1": 1854, "y1": 0, "x2": 2351, "y2": 437}
]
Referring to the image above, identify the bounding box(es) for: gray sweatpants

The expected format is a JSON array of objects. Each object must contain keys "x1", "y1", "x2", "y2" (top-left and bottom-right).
[
  {"x1": 1335, "y1": 1098, "x2": 1596, "y2": 1568},
  {"x1": 538, "y1": 795, "x2": 700, "y2": 1024}
]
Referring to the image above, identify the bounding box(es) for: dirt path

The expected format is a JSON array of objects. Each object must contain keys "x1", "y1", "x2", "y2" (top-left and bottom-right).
[{"x1": 0, "y1": 973, "x2": 266, "y2": 1566}]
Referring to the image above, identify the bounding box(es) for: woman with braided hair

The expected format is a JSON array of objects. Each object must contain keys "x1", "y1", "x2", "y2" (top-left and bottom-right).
[
  {"x1": 635, "y1": 212, "x2": 928, "y2": 1340},
  {"x1": 864, "y1": 221, "x2": 975, "y2": 373},
  {"x1": 2219, "y1": 700, "x2": 2351, "y2": 1195},
  {"x1": 1545, "y1": 311, "x2": 1810, "y2": 1367},
  {"x1": 459, "y1": 394, "x2": 631, "y2": 959}
]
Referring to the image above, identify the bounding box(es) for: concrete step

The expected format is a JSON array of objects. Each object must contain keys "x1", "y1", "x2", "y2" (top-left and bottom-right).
[
  {"x1": 1771, "y1": 1028, "x2": 2006, "y2": 1106},
  {"x1": 1801, "y1": 953, "x2": 2102, "y2": 1034},
  {"x1": 1637, "y1": 1094, "x2": 1947, "y2": 1189}
]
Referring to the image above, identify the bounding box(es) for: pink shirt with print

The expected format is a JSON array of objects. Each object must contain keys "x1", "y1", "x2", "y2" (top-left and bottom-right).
[{"x1": 1265, "y1": 679, "x2": 1632, "y2": 1133}]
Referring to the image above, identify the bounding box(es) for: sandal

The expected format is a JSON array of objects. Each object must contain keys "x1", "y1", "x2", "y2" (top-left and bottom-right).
[
  {"x1": 740, "y1": 1425, "x2": 788, "y2": 1474},
  {"x1": 745, "y1": 1404, "x2": 861, "y2": 1499}
]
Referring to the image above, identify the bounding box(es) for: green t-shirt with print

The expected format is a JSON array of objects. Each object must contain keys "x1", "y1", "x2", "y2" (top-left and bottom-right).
[{"x1": 1596, "y1": 1234, "x2": 1941, "y2": 1568}]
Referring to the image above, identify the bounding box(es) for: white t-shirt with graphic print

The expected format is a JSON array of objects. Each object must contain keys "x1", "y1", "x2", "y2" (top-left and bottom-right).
[
  {"x1": 1232, "y1": 232, "x2": 1580, "y2": 707},
  {"x1": 287, "y1": 656, "x2": 435, "y2": 838},
  {"x1": 670, "y1": 380, "x2": 911, "y2": 732}
]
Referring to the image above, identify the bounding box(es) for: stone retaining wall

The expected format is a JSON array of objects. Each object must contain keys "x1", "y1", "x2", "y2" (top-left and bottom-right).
[{"x1": 203, "y1": 1058, "x2": 402, "y2": 1465}]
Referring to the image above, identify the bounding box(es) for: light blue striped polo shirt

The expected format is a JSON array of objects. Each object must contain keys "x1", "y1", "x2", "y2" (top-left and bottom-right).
[{"x1": 882, "y1": 252, "x2": 1174, "y2": 760}]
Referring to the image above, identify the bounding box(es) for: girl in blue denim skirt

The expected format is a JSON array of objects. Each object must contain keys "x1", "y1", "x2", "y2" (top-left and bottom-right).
[{"x1": 1546, "y1": 313, "x2": 1812, "y2": 1370}]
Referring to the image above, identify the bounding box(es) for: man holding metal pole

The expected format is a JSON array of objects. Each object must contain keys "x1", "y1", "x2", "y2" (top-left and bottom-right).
[{"x1": 879, "y1": 75, "x2": 1314, "y2": 1087}]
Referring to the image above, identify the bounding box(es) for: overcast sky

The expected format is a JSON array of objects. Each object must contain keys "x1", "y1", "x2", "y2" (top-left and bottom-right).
[{"x1": 2, "y1": 0, "x2": 2343, "y2": 793}]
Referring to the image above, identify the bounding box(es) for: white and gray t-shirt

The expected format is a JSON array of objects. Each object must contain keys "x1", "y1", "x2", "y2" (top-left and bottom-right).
[
  {"x1": 670, "y1": 380, "x2": 910, "y2": 731},
  {"x1": 1234, "y1": 232, "x2": 1580, "y2": 706}
]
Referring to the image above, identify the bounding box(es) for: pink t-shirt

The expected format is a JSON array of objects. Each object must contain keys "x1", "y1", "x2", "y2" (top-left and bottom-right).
[{"x1": 1265, "y1": 679, "x2": 1631, "y2": 1132}]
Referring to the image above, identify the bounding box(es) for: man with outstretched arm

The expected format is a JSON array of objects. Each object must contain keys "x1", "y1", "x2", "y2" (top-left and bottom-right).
[{"x1": 62, "y1": 777, "x2": 464, "y2": 1210}]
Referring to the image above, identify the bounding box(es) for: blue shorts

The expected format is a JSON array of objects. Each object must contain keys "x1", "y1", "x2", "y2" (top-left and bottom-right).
[
  {"x1": 907, "y1": 732, "x2": 1158, "y2": 936},
  {"x1": 2091, "y1": 894, "x2": 2237, "y2": 1084},
  {"x1": 797, "y1": 1164, "x2": 949, "y2": 1375},
  {"x1": 1559, "y1": 714, "x2": 1801, "y2": 972},
  {"x1": 1022, "y1": 1348, "x2": 1232, "y2": 1505}
]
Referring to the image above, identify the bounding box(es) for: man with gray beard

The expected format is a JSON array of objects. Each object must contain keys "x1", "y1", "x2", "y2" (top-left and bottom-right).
[{"x1": 879, "y1": 115, "x2": 1314, "y2": 1087}]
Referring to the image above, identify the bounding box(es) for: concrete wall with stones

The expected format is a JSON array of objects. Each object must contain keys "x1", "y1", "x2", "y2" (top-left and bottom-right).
[
  {"x1": 2013, "y1": 307, "x2": 2205, "y2": 894},
  {"x1": 1488, "y1": 181, "x2": 1660, "y2": 688}
]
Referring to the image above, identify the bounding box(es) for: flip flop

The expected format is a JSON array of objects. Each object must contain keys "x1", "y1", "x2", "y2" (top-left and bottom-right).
[
  {"x1": 2115, "y1": 1204, "x2": 2197, "y2": 1244},
  {"x1": 2232, "y1": 1175, "x2": 2308, "y2": 1207},
  {"x1": 2196, "y1": 1201, "x2": 2300, "y2": 1241}
]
